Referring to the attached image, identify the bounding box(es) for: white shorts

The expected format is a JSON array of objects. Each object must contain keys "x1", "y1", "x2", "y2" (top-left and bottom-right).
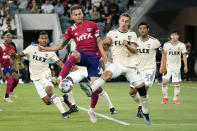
[
  {"x1": 106, "y1": 63, "x2": 144, "y2": 87},
  {"x1": 67, "y1": 67, "x2": 88, "y2": 84},
  {"x1": 140, "y1": 69, "x2": 156, "y2": 88},
  {"x1": 162, "y1": 70, "x2": 182, "y2": 83},
  {"x1": 33, "y1": 73, "x2": 53, "y2": 98}
]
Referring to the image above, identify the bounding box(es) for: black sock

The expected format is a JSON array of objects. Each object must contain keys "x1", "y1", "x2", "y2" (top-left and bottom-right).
[{"x1": 5, "y1": 93, "x2": 9, "y2": 98}]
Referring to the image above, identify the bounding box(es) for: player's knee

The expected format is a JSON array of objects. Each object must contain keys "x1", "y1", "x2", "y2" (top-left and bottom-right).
[
  {"x1": 43, "y1": 99, "x2": 51, "y2": 105},
  {"x1": 136, "y1": 85, "x2": 147, "y2": 97},
  {"x1": 129, "y1": 87, "x2": 137, "y2": 95},
  {"x1": 174, "y1": 82, "x2": 180, "y2": 85},
  {"x1": 71, "y1": 51, "x2": 81, "y2": 62},
  {"x1": 102, "y1": 70, "x2": 112, "y2": 80},
  {"x1": 162, "y1": 79, "x2": 168, "y2": 85}
]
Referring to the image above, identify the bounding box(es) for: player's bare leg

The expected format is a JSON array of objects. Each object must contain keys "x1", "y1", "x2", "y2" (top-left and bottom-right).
[
  {"x1": 173, "y1": 82, "x2": 181, "y2": 104},
  {"x1": 44, "y1": 86, "x2": 69, "y2": 119},
  {"x1": 59, "y1": 51, "x2": 81, "y2": 79},
  {"x1": 161, "y1": 78, "x2": 169, "y2": 104}
]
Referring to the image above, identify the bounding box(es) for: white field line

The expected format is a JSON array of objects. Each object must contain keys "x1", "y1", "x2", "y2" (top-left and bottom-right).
[
  {"x1": 78, "y1": 106, "x2": 131, "y2": 126},
  {"x1": 78, "y1": 106, "x2": 197, "y2": 126}
]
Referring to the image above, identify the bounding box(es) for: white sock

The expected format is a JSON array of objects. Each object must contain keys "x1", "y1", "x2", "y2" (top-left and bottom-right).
[
  {"x1": 66, "y1": 91, "x2": 76, "y2": 105},
  {"x1": 100, "y1": 90, "x2": 113, "y2": 109},
  {"x1": 51, "y1": 95, "x2": 66, "y2": 114},
  {"x1": 173, "y1": 84, "x2": 180, "y2": 100},
  {"x1": 162, "y1": 85, "x2": 168, "y2": 98},
  {"x1": 59, "y1": 96, "x2": 64, "y2": 102},
  {"x1": 91, "y1": 77, "x2": 105, "y2": 92},
  {"x1": 140, "y1": 95, "x2": 148, "y2": 114},
  {"x1": 130, "y1": 92, "x2": 142, "y2": 106}
]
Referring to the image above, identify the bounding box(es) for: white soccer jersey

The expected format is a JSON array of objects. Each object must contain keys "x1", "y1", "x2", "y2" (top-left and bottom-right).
[
  {"x1": 23, "y1": 45, "x2": 60, "y2": 81},
  {"x1": 164, "y1": 41, "x2": 187, "y2": 72},
  {"x1": 137, "y1": 36, "x2": 161, "y2": 71},
  {"x1": 107, "y1": 29, "x2": 138, "y2": 68}
]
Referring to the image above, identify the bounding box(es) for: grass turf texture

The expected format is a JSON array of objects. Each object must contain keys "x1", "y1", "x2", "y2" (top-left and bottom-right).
[{"x1": 0, "y1": 82, "x2": 197, "y2": 131}]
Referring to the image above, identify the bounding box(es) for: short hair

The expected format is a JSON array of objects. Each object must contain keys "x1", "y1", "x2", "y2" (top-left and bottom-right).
[
  {"x1": 120, "y1": 13, "x2": 131, "y2": 21},
  {"x1": 39, "y1": 31, "x2": 48, "y2": 38},
  {"x1": 5, "y1": 32, "x2": 12, "y2": 38},
  {"x1": 170, "y1": 29, "x2": 179, "y2": 35},
  {"x1": 70, "y1": 4, "x2": 83, "y2": 15},
  {"x1": 138, "y1": 22, "x2": 150, "y2": 29}
]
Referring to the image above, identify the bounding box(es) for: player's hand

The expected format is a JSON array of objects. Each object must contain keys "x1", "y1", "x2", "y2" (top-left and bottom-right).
[
  {"x1": 38, "y1": 45, "x2": 48, "y2": 52},
  {"x1": 184, "y1": 66, "x2": 188, "y2": 73},
  {"x1": 123, "y1": 40, "x2": 129, "y2": 46},
  {"x1": 9, "y1": 50, "x2": 16, "y2": 58},
  {"x1": 160, "y1": 66, "x2": 166, "y2": 74}
]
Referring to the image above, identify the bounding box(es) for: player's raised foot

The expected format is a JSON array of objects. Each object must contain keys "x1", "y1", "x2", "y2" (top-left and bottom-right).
[
  {"x1": 173, "y1": 100, "x2": 180, "y2": 104},
  {"x1": 10, "y1": 92, "x2": 17, "y2": 99},
  {"x1": 136, "y1": 106, "x2": 144, "y2": 118},
  {"x1": 67, "y1": 105, "x2": 79, "y2": 114},
  {"x1": 161, "y1": 98, "x2": 168, "y2": 104},
  {"x1": 143, "y1": 113, "x2": 151, "y2": 125},
  {"x1": 3, "y1": 98, "x2": 13, "y2": 103},
  {"x1": 62, "y1": 112, "x2": 69, "y2": 119},
  {"x1": 110, "y1": 107, "x2": 117, "y2": 115},
  {"x1": 88, "y1": 108, "x2": 97, "y2": 123},
  {"x1": 79, "y1": 82, "x2": 92, "y2": 97}
]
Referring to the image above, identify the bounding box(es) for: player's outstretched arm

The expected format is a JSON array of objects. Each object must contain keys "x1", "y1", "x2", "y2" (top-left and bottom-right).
[
  {"x1": 56, "y1": 61, "x2": 64, "y2": 68},
  {"x1": 123, "y1": 40, "x2": 137, "y2": 54},
  {"x1": 160, "y1": 51, "x2": 167, "y2": 74},
  {"x1": 103, "y1": 36, "x2": 112, "y2": 51},
  {"x1": 97, "y1": 37, "x2": 108, "y2": 62},
  {"x1": 39, "y1": 37, "x2": 70, "y2": 51},
  {"x1": 182, "y1": 53, "x2": 188, "y2": 73}
]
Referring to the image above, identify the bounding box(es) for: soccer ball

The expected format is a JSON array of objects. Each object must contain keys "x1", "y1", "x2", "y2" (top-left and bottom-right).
[{"x1": 59, "y1": 79, "x2": 73, "y2": 93}]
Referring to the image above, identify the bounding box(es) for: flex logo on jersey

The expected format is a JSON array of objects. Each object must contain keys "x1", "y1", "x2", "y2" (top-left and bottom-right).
[
  {"x1": 137, "y1": 49, "x2": 150, "y2": 54},
  {"x1": 33, "y1": 55, "x2": 47, "y2": 62},
  {"x1": 168, "y1": 51, "x2": 181, "y2": 55},
  {"x1": 76, "y1": 33, "x2": 93, "y2": 42}
]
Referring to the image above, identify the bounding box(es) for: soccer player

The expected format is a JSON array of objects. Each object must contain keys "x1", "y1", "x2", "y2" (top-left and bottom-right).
[
  {"x1": 13, "y1": 31, "x2": 69, "y2": 119},
  {"x1": 82, "y1": 13, "x2": 151, "y2": 125},
  {"x1": 0, "y1": 33, "x2": 19, "y2": 103},
  {"x1": 65, "y1": 65, "x2": 117, "y2": 115},
  {"x1": 62, "y1": 40, "x2": 116, "y2": 115},
  {"x1": 39, "y1": 4, "x2": 107, "y2": 123},
  {"x1": 130, "y1": 22, "x2": 162, "y2": 118},
  {"x1": 160, "y1": 30, "x2": 188, "y2": 104}
]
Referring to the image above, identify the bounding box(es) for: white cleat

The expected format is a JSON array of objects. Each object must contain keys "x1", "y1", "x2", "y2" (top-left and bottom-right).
[
  {"x1": 88, "y1": 108, "x2": 97, "y2": 123},
  {"x1": 3, "y1": 98, "x2": 13, "y2": 103},
  {"x1": 10, "y1": 92, "x2": 17, "y2": 99}
]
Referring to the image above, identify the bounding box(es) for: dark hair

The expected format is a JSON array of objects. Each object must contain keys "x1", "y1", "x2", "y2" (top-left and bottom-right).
[
  {"x1": 170, "y1": 29, "x2": 179, "y2": 35},
  {"x1": 120, "y1": 13, "x2": 131, "y2": 21},
  {"x1": 70, "y1": 4, "x2": 83, "y2": 15},
  {"x1": 39, "y1": 31, "x2": 48, "y2": 38},
  {"x1": 138, "y1": 22, "x2": 150, "y2": 29}
]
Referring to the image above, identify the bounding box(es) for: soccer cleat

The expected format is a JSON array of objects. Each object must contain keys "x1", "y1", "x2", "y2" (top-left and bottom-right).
[
  {"x1": 62, "y1": 112, "x2": 69, "y2": 119},
  {"x1": 136, "y1": 106, "x2": 144, "y2": 118},
  {"x1": 3, "y1": 98, "x2": 13, "y2": 103},
  {"x1": 173, "y1": 100, "x2": 180, "y2": 104},
  {"x1": 110, "y1": 107, "x2": 117, "y2": 115},
  {"x1": 67, "y1": 105, "x2": 79, "y2": 114},
  {"x1": 79, "y1": 82, "x2": 92, "y2": 97},
  {"x1": 143, "y1": 113, "x2": 151, "y2": 125},
  {"x1": 88, "y1": 108, "x2": 97, "y2": 123},
  {"x1": 10, "y1": 92, "x2": 17, "y2": 99},
  {"x1": 161, "y1": 98, "x2": 168, "y2": 104}
]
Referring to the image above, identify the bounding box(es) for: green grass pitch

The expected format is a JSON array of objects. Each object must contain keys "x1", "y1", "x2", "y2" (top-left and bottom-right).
[{"x1": 0, "y1": 82, "x2": 197, "y2": 131}]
